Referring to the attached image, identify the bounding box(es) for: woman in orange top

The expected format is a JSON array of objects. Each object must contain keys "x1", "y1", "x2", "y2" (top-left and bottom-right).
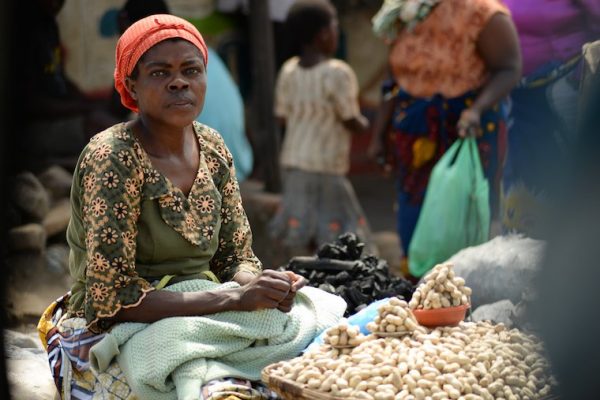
[{"x1": 368, "y1": 0, "x2": 521, "y2": 274}]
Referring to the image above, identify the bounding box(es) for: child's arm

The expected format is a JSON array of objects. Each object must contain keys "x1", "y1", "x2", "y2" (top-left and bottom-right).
[
  {"x1": 343, "y1": 114, "x2": 369, "y2": 134},
  {"x1": 329, "y1": 61, "x2": 370, "y2": 134},
  {"x1": 276, "y1": 116, "x2": 286, "y2": 130},
  {"x1": 274, "y1": 64, "x2": 290, "y2": 132}
]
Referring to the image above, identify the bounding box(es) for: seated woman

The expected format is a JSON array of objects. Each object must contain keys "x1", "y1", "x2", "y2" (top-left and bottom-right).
[{"x1": 37, "y1": 14, "x2": 331, "y2": 400}]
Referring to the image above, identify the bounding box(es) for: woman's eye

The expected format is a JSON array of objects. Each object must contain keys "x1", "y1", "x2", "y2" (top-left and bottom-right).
[
  {"x1": 185, "y1": 68, "x2": 201, "y2": 75},
  {"x1": 150, "y1": 70, "x2": 166, "y2": 77}
]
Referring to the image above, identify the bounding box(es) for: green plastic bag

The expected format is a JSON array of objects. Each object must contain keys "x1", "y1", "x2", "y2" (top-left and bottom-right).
[{"x1": 408, "y1": 138, "x2": 490, "y2": 277}]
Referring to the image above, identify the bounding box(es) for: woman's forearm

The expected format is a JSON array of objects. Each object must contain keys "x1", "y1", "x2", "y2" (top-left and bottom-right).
[
  {"x1": 473, "y1": 13, "x2": 522, "y2": 113},
  {"x1": 471, "y1": 67, "x2": 520, "y2": 113},
  {"x1": 109, "y1": 269, "x2": 295, "y2": 324},
  {"x1": 367, "y1": 95, "x2": 395, "y2": 160},
  {"x1": 111, "y1": 288, "x2": 242, "y2": 323},
  {"x1": 373, "y1": 96, "x2": 395, "y2": 142}
]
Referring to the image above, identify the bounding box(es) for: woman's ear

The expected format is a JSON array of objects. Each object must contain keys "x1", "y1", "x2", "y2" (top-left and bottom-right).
[{"x1": 125, "y1": 77, "x2": 138, "y2": 101}]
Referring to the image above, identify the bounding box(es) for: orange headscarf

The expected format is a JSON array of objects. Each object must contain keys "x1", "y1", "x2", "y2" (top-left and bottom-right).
[{"x1": 114, "y1": 14, "x2": 208, "y2": 113}]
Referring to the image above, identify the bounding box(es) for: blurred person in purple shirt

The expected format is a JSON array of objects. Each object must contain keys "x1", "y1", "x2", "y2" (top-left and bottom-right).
[{"x1": 501, "y1": 0, "x2": 600, "y2": 238}]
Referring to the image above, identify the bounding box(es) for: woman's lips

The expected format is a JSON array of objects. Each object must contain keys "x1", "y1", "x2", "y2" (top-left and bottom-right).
[{"x1": 168, "y1": 100, "x2": 194, "y2": 108}]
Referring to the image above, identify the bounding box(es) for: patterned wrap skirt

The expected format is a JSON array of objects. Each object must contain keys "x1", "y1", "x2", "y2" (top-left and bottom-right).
[
  {"x1": 387, "y1": 82, "x2": 507, "y2": 254},
  {"x1": 38, "y1": 293, "x2": 280, "y2": 400}
]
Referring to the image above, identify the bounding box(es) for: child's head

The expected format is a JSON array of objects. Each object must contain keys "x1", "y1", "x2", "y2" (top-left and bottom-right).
[{"x1": 286, "y1": 0, "x2": 338, "y2": 57}]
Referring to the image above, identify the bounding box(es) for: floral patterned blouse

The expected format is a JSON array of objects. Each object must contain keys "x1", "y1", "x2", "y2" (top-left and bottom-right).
[{"x1": 66, "y1": 122, "x2": 262, "y2": 333}]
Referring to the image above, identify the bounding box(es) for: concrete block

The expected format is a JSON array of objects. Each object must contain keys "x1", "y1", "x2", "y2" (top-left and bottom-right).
[
  {"x1": 37, "y1": 165, "x2": 73, "y2": 202},
  {"x1": 42, "y1": 198, "x2": 71, "y2": 237},
  {"x1": 11, "y1": 172, "x2": 50, "y2": 222},
  {"x1": 8, "y1": 224, "x2": 47, "y2": 253}
]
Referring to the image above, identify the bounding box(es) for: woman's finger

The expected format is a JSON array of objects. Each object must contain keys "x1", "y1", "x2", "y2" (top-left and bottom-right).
[
  {"x1": 284, "y1": 271, "x2": 308, "y2": 291},
  {"x1": 259, "y1": 299, "x2": 281, "y2": 310},
  {"x1": 263, "y1": 270, "x2": 294, "y2": 285},
  {"x1": 257, "y1": 274, "x2": 292, "y2": 291},
  {"x1": 277, "y1": 298, "x2": 294, "y2": 312},
  {"x1": 291, "y1": 275, "x2": 308, "y2": 291}
]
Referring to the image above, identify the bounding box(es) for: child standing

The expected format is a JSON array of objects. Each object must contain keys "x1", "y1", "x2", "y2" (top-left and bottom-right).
[{"x1": 270, "y1": 0, "x2": 375, "y2": 253}]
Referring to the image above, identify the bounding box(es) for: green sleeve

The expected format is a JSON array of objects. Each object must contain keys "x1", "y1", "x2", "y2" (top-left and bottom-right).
[
  {"x1": 78, "y1": 141, "x2": 153, "y2": 332},
  {"x1": 209, "y1": 146, "x2": 262, "y2": 281}
]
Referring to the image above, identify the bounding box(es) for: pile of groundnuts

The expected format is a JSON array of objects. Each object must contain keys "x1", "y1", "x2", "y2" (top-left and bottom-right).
[
  {"x1": 366, "y1": 297, "x2": 425, "y2": 336},
  {"x1": 409, "y1": 263, "x2": 472, "y2": 310},
  {"x1": 267, "y1": 265, "x2": 555, "y2": 400},
  {"x1": 323, "y1": 323, "x2": 369, "y2": 356},
  {"x1": 269, "y1": 321, "x2": 555, "y2": 400}
]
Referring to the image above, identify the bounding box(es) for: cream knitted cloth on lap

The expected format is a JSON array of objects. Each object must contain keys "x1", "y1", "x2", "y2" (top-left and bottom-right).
[{"x1": 89, "y1": 280, "x2": 345, "y2": 400}]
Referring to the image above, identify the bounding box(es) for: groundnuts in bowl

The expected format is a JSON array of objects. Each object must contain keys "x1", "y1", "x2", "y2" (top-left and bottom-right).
[{"x1": 409, "y1": 263, "x2": 471, "y2": 310}]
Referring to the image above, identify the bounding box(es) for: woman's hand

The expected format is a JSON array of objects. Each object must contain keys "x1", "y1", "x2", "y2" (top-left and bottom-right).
[
  {"x1": 235, "y1": 270, "x2": 292, "y2": 312},
  {"x1": 277, "y1": 271, "x2": 308, "y2": 313},
  {"x1": 457, "y1": 108, "x2": 482, "y2": 138},
  {"x1": 367, "y1": 136, "x2": 385, "y2": 162}
]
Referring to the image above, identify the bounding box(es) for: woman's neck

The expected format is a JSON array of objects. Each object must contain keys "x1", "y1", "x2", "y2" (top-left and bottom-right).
[
  {"x1": 298, "y1": 47, "x2": 330, "y2": 68},
  {"x1": 133, "y1": 117, "x2": 194, "y2": 158}
]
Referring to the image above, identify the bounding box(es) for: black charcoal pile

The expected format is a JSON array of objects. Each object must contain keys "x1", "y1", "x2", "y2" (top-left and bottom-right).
[{"x1": 283, "y1": 233, "x2": 414, "y2": 315}]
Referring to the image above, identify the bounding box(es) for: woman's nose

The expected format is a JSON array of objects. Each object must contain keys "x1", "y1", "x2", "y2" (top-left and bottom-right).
[{"x1": 168, "y1": 76, "x2": 189, "y2": 91}]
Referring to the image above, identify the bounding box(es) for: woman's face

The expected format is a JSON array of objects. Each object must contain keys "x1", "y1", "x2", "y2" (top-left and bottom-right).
[{"x1": 126, "y1": 39, "x2": 206, "y2": 129}]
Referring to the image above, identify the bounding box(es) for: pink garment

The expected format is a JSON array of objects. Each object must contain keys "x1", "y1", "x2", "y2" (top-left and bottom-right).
[{"x1": 504, "y1": 0, "x2": 600, "y2": 76}]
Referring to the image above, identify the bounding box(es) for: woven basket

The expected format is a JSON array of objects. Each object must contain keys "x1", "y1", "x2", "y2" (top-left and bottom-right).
[
  {"x1": 262, "y1": 362, "x2": 560, "y2": 400},
  {"x1": 262, "y1": 363, "x2": 339, "y2": 400}
]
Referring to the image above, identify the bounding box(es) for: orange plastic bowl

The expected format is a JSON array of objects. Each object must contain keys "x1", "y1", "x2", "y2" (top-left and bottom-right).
[{"x1": 412, "y1": 304, "x2": 470, "y2": 328}]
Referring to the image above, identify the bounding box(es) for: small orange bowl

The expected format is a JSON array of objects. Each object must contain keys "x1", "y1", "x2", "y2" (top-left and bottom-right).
[{"x1": 412, "y1": 304, "x2": 470, "y2": 327}]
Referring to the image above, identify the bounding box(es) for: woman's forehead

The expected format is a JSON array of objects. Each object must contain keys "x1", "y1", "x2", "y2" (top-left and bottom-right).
[{"x1": 141, "y1": 39, "x2": 205, "y2": 64}]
